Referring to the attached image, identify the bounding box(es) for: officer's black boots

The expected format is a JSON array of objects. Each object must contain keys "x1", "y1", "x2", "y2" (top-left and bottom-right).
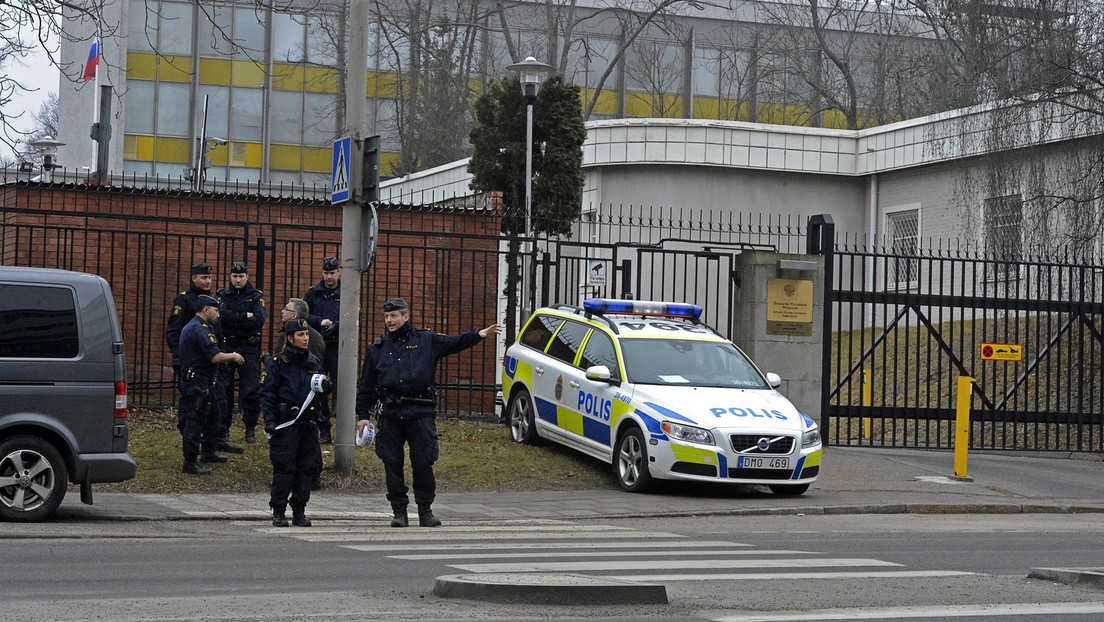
[
  {"x1": 200, "y1": 453, "x2": 228, "y2": 463},
  {"x1": 217, "y1": 440, "x2": 245, "y2": 454},
  {"x1": 244, "y1": 427, "x2": 256, "y2": 444},
  {"x1": 292, "y1": 509, "x2": 312, "y2": 527},
  {"x1": 182, "y1": 462, "x2": 212, "y2": 475},
  {"x1": 318, "y1": 428, "x2": 332, "y2": 445},
  {"x1": 418, "y1": 504, "x2": 442, "y2": 527},
  {"x1": 390, "y1": 504, "x2": 409, "y2": 528},
  {"x1": 272, "y1": 510, "x2": 289, "y2": 528}
]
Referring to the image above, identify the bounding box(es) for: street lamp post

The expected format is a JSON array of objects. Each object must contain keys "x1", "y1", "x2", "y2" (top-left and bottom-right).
[
  {"x1": 506, "y1": 56, "x2": 552, "y2": 313},
  {"x1": 29, "y1": 136, "x2": 66, "y2": 183}
]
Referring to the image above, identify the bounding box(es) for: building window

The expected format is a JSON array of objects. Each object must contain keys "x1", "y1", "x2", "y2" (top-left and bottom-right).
[
  {"x1": 885, "y1": 207, "x2": 919, "y2": 289},
  {"x1": 984, "y1": 194, "x2": 1023, "y2": 280}
]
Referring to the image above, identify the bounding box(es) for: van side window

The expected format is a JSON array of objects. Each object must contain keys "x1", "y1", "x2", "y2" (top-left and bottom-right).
[
  {"x1": 519, "y1": 315, "x2": 562, "y2": 351},
  {"x1": 0, "y1": 284, "x2": 79, "y2": 358},
  {"x1": 545, "y1": 321, "x2": 590, "y2": 365}
]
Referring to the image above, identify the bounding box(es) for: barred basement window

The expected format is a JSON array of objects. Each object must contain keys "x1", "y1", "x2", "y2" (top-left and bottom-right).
[
  {"x1": 984, "y1": 195, "x2": 1023, "y2": 280},
  {"x1": 886, "y1": 208, "x2": 919, "y2": 289}
]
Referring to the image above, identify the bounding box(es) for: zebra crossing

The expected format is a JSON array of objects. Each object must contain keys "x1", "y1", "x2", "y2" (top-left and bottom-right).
[{"x1": 253, "y1": 518, "x2": 975, "y2": 585}]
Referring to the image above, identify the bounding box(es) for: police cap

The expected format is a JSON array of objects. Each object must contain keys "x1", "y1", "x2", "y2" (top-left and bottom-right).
[
  {"x1": 191, "y1": 262, "x2": 212, "y2": 276},
  {"x1": 382, "y1": 297, "x2": 408, "y2": 313},
  {"x1": 230, "y1": 261, "x2": 248, "y2": 274},
  {"x1": 322, "y1": 257, "x2": 340, "y2": 271},
  {"x1": 196, "y1": 294, "x2": 220, "y2": 310},
  {"x1": 283, "y1": 318, "x2": 310, "y2": 335}
]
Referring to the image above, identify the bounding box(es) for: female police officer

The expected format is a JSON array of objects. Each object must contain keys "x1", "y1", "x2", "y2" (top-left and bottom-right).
[
  {"x1": 260, "y1": 319, "x2": 330, "y2": 527},
  {"x1": 355, "y1": 298, "x2": 502, "y2": 528}
]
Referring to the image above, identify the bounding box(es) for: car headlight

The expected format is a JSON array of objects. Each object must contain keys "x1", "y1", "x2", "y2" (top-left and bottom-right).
[
  {"x1": 661, "y1": 421, "x2": 715, "y2": 445},
  {"x1": 802, "y1": 424, "x2": 821, "y2": 448}
]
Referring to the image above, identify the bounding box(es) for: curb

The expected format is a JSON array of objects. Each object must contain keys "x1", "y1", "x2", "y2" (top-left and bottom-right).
[
  {"x1": 433, "y1": 573, "x2": 668, "y2": 605},
  {"x1": 1028, "y1": 567, "x2": 1104, "y2": 590}
]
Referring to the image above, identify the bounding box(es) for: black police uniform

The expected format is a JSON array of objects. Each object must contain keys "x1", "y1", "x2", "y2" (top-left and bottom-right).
[
  {"x1": 260, "y1": 343, "x2": 326, "y2": 522},
  {"x1": 218, "y1": 280, "x2": 266, "y2": 435},
  {"x1": 354, "y1": 319, "x2": 484, "y2": 519},
  {"x1": 178, "y1": 314, "x2": 225, "y2": 467},
  {"x1": 303, "y1": 278, "x2": 340, "y2": 439},
  {"x1": 165, "y1": 283, "x2": 213, "y2": 371}
]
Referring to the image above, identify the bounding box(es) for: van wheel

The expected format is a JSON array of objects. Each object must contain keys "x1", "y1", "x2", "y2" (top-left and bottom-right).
[
  {"x1": 0, "y1": 436, "x2": 69, "y2": 522},
  {"x1": 615, "y1": 427, "x2": 653, "y2": 493},
  {"x1": 769, "y1": 483, "x2": 810, "y2": 496},
  {"x1": 507, "y1": 389, "x2": 539, "y2": 445}
]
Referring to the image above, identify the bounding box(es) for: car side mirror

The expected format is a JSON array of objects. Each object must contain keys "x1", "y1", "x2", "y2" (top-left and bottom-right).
[
  {"x1": 585, "y1": 365, "x2": 617, "y2": 384},
  {"x1": 765, "y1": 372, "x2": 782, "y2": 388}
]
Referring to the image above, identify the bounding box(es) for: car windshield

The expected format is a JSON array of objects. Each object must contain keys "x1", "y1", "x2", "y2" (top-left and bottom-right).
[{"x1": 619, "y1": 338, "x2": 769, "y2": 389}]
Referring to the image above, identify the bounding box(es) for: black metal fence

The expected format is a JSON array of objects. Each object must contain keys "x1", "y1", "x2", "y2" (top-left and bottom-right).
[{"x1": 823, "y1": 240, "x2": 1104, "y2": 452}]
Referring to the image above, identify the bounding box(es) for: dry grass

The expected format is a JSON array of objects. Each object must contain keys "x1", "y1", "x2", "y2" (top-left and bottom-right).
[{"x1": 101, "y1": 408, "x2": 619, "y2": 494}]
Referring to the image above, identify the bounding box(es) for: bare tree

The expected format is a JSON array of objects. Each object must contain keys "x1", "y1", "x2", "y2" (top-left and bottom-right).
[
  {"x1": 11, "y1": 91, "x2": 60, "y2": 165},
  {"x1": 914, "y1": 0, "x2": 1104, "y2": 254},
  {"x1": 1, "y1": 0, "x2": 110, "y2": 151}
]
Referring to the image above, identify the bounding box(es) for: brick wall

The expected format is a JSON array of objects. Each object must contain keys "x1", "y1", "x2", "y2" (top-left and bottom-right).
[{"x1": 0, "y1": 183, "x2": 504, "y2": 415}]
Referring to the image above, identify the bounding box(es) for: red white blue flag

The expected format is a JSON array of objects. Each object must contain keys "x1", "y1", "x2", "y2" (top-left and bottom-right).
[{"x1": 82, "y1": 39, "x2": 101, "y2": 81}]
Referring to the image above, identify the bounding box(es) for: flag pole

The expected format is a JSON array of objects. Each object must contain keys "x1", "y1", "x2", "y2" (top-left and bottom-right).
[{"x1": 93, "y1": 33, "x2": 102, "y2": 178}]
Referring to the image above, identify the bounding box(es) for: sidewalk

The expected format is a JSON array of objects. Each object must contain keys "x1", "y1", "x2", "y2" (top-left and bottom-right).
[{"x1": 56, "y1": 445, "x2": 1104, "y2": 522}]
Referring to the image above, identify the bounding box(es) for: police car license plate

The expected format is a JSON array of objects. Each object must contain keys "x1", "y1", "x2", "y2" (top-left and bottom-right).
[{"x1": 737, "y1": 456, "x2": 789, "y2": 469}]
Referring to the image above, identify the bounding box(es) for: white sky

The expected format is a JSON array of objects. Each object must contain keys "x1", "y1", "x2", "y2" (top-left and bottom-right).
[{"x1": 4, "y1": 38, "x2": 62, "y2": 161}]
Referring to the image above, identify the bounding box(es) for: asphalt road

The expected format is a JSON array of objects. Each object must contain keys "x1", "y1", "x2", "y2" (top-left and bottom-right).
[{"x1": 4, "y1": 512, "x2": 1104, "y2": 621}]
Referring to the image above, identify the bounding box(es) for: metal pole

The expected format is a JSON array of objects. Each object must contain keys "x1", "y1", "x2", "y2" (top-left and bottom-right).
[
  {"x1": 524, "y1": 100, "x2": 534, "y2": 313},
  {"x1": 334, "y1": 0, "x2": 369, "y2": 477}
]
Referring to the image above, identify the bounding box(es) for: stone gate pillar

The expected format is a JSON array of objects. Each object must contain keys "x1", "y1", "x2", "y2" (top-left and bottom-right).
[{"x1": 730, "y1": 251, "x2": 824, "y2": 418}]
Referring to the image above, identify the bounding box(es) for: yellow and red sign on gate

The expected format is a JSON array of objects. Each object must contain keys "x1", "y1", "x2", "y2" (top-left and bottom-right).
[{"x1": 980, "y1": 342, "x2": 1023, "y2": 362}]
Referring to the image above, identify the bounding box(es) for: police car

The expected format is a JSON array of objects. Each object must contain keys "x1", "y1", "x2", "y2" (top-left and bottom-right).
[{"x1": 501, "y1": 298, "x2": 821, "y2": 495}]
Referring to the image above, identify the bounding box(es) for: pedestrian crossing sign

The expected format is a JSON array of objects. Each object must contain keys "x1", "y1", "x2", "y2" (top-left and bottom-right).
[{"x1": 331, "y1": 136, "x2": 352, "y2": 204}]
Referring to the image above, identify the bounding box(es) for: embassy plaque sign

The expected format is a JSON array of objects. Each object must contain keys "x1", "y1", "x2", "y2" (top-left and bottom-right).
[{"x1": 766, "y1": 278, "x2": 814, "y2": 336}]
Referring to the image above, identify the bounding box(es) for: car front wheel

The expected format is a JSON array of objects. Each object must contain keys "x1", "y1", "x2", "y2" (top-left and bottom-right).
[
  {"x1": 507, "y1": 388, "x2": 539, "y2": 445},
  {"x1": 615, "y1": 427, "x2": 653, "y2": 493},
  {"x1": 0, "y1": 436, "x2": 69, "y2": 522}
]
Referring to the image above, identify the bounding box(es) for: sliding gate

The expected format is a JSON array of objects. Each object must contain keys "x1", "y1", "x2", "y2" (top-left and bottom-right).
[{"x1": 824, "y1": 246, "x2": 1104, "y2": 452}]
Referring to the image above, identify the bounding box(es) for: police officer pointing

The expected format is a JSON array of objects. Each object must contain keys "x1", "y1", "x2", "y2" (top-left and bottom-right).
[
  {"x1": 355, "y1": 298, "x2": 502, "y2": 527},
  {"x1": 178, "y1": 295, "x2": 245, "y2": 474},
  {"x1": 218, "y1": 261, "x2": 266, "y2": 443}
]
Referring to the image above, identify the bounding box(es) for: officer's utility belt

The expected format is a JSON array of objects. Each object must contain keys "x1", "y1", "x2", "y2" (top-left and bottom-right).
[
  {"x1": 225, "y1": 335, "x2": 260, "y2": 345},
  {"x1": 274, "y1": 391, "x2": 317, "y2": 431},
  {"x1": 182, "y1": 368, "x2": 216, "y2": 385},
  {"x1": 381, "y1": 393, "x2": 436, "y2": 407}
]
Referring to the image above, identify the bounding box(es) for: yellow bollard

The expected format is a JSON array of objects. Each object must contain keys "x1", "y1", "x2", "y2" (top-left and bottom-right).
[
  {"x1": 862, "y1": 369, "x2": 872, "y2": 441},
  {"x1": 952, "y1": 376, "x2": 975, "y2": 482}
]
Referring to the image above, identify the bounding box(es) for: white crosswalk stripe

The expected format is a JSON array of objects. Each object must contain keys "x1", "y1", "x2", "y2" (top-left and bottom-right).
[{"x1": 258, "y1": 520, "x2": 976, "y2": 584}]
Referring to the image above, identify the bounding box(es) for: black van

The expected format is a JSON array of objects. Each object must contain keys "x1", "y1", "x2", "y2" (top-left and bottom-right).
[{"x1": 0, "y1": 267, "x2": 138, "y2": 521}]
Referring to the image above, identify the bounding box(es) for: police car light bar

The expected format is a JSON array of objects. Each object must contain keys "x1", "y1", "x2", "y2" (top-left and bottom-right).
[{"x1": 583, "y1": 298, "x2": 703, "y2": 320}]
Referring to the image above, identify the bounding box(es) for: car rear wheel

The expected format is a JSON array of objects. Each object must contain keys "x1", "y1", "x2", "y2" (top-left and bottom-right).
[
  {"x1": 0, "y1": 436, "x2": 69, "y2": 522},
  {"x1": 508, "y1": 389, "x2": 539, "y2": 445},
  {"x1": 615, "y1": 427, "x2": 653, "y2": 493},
  {"x1": 769, "y1": 483, "x2": 810, "y2": 496}
]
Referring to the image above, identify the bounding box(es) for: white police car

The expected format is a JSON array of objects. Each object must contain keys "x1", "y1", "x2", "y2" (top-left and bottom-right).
[{"x1": 501, "y1": 299, "x2": 821, "y2": 495}]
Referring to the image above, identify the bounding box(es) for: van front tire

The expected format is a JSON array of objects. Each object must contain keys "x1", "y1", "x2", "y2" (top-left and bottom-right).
[{"x1": 0, "y1": 436, "x2": 69, "y2": 522}]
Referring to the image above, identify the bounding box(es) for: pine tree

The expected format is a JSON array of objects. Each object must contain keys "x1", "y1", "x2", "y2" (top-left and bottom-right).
[{"x1": 468, "y1": 75, "x2": 585, "y2": 238}]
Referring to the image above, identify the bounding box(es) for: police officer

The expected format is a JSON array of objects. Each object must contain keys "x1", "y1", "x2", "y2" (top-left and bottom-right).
[
  {"x1": 166, "y1": 262, "x2": 215, "y2": 375},
  {"x1": 178, "y1": 295, "x2": 245, "y2": 474},
  {"x1": 261, "y1": 319, "x2": 329, "y2": 527},
  {"x1": 276, "y1": 298, "x2": 326, "y2": 363},
  {"x1": 355, "y1": 298, "x2": 502, "y2": 527},
  {"x1": 303, "y1": 257, "x2": 341, "y2": 444},
  {"x1": 218, "y1": 261, "x2": 267, "y2": 443}
]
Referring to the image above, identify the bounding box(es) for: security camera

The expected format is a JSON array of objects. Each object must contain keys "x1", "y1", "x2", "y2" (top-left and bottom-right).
[{"x1": 207, "y1": 137, "x2": 229, "y2": 146}]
